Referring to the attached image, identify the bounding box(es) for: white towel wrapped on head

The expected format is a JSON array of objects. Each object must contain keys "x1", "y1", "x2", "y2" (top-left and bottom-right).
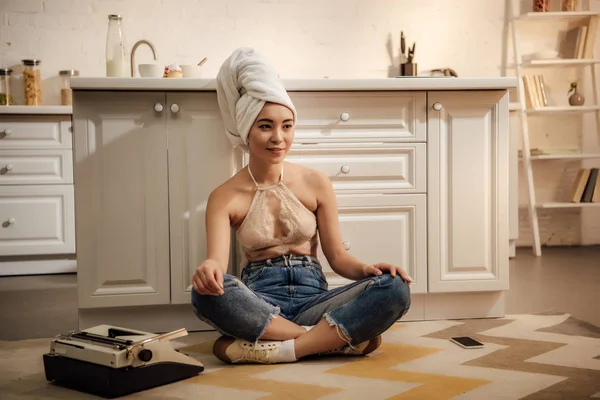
[{"x1": 216, "y1": 47, "x2": 297, "y2": 151}]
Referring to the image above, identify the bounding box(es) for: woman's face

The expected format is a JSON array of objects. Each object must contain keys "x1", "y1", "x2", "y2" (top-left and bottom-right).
[{"x1": 247, "y1": 102, "x2": 295, "y2": 164}]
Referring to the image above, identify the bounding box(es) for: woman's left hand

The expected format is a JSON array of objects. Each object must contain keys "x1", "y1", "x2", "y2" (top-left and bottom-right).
[{"x1": 363, "y1": 263, "x2": 413, "y2": 284}]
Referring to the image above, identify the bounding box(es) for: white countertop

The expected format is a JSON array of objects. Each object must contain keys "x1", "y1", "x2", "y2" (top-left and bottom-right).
[
  {"x1": 0, "y1": 106, "x2": 73, "y2": 115},
  {"x1": 71, "y1": 77, "x2": 517, "y2": 91}
]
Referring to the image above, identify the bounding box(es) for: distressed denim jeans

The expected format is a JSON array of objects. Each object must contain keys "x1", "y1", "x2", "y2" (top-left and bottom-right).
[{"x1": 191, "y1": 254, "x2": 411, "y2": 346}]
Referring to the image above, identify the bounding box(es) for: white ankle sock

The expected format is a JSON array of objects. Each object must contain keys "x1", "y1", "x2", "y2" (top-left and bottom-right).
[{"x1": 277, "y1": 339, "x2": 297, "y2": 362}]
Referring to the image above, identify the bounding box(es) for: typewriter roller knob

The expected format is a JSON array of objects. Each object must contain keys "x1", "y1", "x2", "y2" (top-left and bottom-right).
[{"x1": 138, "y1": 349, "x2": 153, "y2": 362}]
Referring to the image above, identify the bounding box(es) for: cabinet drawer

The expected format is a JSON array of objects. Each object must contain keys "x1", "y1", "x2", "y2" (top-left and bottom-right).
[
  {"x1": 0, "y1": 117, "x2": 72, "y2": 149},
  {"x1": 289, "y1": 91, "x2": 426, "y2": 143},
  {"x1": 288, "y1": 143, "x2": 426, "y2": 193},
  {"x1": 317, "y1": 194, "x2": 427, "y2": 294},
  {"x1": 0, "y1": 185, "x2": 75, "y2": 256},
  {"x1": 0, "y1": 150, "x2": 73, "y2": 185}
]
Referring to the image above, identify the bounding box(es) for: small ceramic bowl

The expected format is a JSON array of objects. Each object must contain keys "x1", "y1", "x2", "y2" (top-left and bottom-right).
[
  {"x1": 181, "y1": 65, "x2": 203, "y2": 78},
  {"x1": 138, "y1": 63, "x2": 163, "y2": 78}
]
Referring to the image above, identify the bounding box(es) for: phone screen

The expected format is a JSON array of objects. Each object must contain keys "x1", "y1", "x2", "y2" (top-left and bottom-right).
[{"x1": 451, "y1": 336, "x2": 484, "y2": 347}]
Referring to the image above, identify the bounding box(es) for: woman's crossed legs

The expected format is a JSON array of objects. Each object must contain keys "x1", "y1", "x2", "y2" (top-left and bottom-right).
[{"x1": 192, "y1": 257, "x2": 411, "y2": 364}]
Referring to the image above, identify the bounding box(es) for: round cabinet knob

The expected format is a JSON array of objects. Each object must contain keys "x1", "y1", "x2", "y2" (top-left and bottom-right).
[
  {"x1": 5, "y1": 164, "x2": 14, "y2": 171},
  {"x1": 343, "y1": 241, "x2": 351, "y2": 250},
  {"x1": 138, "y1": 349, "x2": 153, "y2": 362},
  {"x1": 340, "y1": 164, "x2": 350, "y2": 174},
  {"x1": 170, "y1": 104, "x2": 180, "y2": 114},
  {"x1": 432, "y1": 102, "x2": 443, "y2": 111},
  {"x1": 7, "y1": 218, "x2": 16, "y2": 225},
  {"x1": 340, "y1": 112, "x2": 350, "y2": 122},
  {"x1": 154, "y1": 103, "x2": 164, "y2": 112},
  {"x1": 3, "y1": 129, "x2": 12, "y2": 136}
]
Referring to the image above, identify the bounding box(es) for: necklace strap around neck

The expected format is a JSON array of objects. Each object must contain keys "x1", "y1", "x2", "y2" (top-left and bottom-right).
[{"x1": 247, "y1": 165, "x2": 284, "y2": 188}]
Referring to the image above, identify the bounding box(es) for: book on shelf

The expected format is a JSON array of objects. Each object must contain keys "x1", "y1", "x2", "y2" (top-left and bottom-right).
[
  {"x1": 522, "y1": 76, "x2": 536, "y2": 108},
  {"x1": 570, "y1": 167, "x2": 599, "y2": 203},
  {"x1": 593, "y1": 172, "x2": 600, "y2": 203},
  {"x1": 521, "y1": 75, "x2": 547, "y2": 108},
  {"x1": 560, "y1": 16, "x2": 599, "y2": 59},
  {"x1": 535, "y1": 76, "x2": 548, "y2": 106},
  {"x1": 583, "y1": 16, "x2": 599, "y2": 59},
  {"x1": 577, "y1": 26, "x2": 588, "y2": 59},
  {"x1": 563, "y1": 25, "x2": 588, "y2": 59}
]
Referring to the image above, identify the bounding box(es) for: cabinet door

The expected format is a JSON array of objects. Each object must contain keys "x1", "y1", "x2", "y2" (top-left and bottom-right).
[
  {"x1": 73, "y1": 92, "x2": 171, "y2": 308},
  {"x1": 427, "y1": 91, "x2": 509, "y2": 293},
  {"x1": 167, "y1": 93, "x2": 233, "y2": 304},
  {"x1": 316, "y1": 194, "x2": 427, "y2": 294}
]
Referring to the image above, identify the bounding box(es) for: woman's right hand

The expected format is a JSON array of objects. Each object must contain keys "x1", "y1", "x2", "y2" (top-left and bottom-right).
[{"x1": 192, "y1": 259, "x2": 225, "y2": 296}]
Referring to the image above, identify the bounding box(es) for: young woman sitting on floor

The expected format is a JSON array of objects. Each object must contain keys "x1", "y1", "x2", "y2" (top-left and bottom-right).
[{"x1": 191, "y1": 47, "x2": 412, "y2": 364}]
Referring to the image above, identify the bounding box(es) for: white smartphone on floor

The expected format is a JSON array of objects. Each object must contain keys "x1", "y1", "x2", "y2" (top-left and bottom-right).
[{"x1": 450, "y1": 336, "x2": 484, "y2": 349}]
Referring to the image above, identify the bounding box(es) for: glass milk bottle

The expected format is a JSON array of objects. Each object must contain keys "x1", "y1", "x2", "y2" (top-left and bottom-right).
[{"x1": 105, "y1": 14, "x2": 128, "y2": 77}]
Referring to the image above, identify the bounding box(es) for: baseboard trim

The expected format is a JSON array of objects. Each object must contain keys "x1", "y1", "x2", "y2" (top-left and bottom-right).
[
  {"x1": 0, "y1": 259, "x2": 77, "y2": 276},
  {"x1": 509, "y1": 240, "x2": 516, "y2": 258},
  {"x1": 402, "y1": 291, "x2": 505, "y2": 322}
]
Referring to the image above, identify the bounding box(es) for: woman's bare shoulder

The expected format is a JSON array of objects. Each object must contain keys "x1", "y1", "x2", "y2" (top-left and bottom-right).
[
  {"x1": 208, "y1": 169, "x2": 252, "y2": 209},
  {"x1": 287, "y1": 162, "x2": 330, "y2": 189}
]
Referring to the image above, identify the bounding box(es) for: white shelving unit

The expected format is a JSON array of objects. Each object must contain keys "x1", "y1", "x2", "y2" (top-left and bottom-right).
[
  {"x1": 538, "y1": 202, "x2": 600, "y2": 208},
  {"x1": 526, "y1": 105, "x2": 600, "y2": 113},
  {"x1": 523, "y1": 58, "x2": 600, "y2": 67},
  {"x1": 508, "y1": 2, "x2": 600, "y2": 256},
  {"x1": 530, "y1": 153, "x2": 600, "y2": 160},
  {"x1": 516, "y1": 11, "x2": 600, "y2": 21}
]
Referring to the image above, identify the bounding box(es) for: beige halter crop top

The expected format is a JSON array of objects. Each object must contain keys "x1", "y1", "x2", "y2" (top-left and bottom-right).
[{"x1": 236, "y1": 166, "x2": 319, "y2": 262}]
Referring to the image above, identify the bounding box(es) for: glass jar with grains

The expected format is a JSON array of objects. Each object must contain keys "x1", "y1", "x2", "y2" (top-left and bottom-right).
[
  {"x1": 533, "y1": 0, "x2": 550, "y2": 11},
  {"x1": 562, "y1": 0, "x2": 578, "y2": 11},
  {"x1": 22, "y1": 59, "x2": 42, "y2": 105},
  {"x1": 0, "y1": 68, "x2": 13, "y2": 106},
  {"x1": 59, "y1": 70, "x2": 79, "y2": 106}
]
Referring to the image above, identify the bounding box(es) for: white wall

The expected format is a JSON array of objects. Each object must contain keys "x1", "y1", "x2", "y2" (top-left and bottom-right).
[
  {"x1": 1, "y1": 0, "x2": 599, "y2": 247},
  {"x1": 1, "y1": 0, "x2": 511, "y2": 102}
]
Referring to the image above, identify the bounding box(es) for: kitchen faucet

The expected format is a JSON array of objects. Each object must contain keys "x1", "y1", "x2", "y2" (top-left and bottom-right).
[{"x1": 130, "y1": 40, "x2": 158, "y2": 77}]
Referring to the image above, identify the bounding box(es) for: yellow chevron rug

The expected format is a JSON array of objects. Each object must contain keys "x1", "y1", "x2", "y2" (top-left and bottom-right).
[{"x1": 1, "y1": 313, "x2": 599, "y2": 399}]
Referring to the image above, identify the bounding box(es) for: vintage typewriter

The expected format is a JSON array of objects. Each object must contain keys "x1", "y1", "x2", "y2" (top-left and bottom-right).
[{"x1": 43, "y1": 324, "x2": 204, "y2": 398}]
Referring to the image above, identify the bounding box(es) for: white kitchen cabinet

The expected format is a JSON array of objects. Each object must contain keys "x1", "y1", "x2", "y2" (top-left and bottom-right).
[
  {"x1": 167, "y1": 93, "x2": 234, "y2": 304},
  {"x1": 285, "y1": 91, "x2": 429, "y2": 294},
  {"x1": 287, "y1": 143, "x2": 426, "y2": 194},
  {"x1": 0, "y1": 111, "x2": 76, "y2": 275},
  {"x1": 0, "y1": 117, "x2": 72, "y2": 149},
  {"x1": 74, "y1": 91, "x2": 233, "y2": 309},
  {"x1": 287, "y1": 89, "x2": 509, "y2": 310},
  {"x1": 71, "y1": 77, "x2": 514, "y2": 330},
  {"x1": 74, "y1": 92, "x2": 171, "y2": 308},
  {"x1": 0, "y1": 185, "x2": 75, "y2": 256},
  {"x1": 290, "y1": 91, "x2": 427, "y2": 143},
  {"x1": 0, "y1": 149, "x2": 73, "y2": 185},
  {"x1": 315, "y1": 193, "x2": 427, "y2": 294},
  {"x1": 427, "y1": 91, "x2": 509, "y2": 293}
]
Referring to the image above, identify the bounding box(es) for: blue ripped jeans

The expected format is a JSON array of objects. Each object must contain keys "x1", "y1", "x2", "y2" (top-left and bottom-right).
[{"x1": 191, "y1": 254, "x2": 411, "y2": 346}]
